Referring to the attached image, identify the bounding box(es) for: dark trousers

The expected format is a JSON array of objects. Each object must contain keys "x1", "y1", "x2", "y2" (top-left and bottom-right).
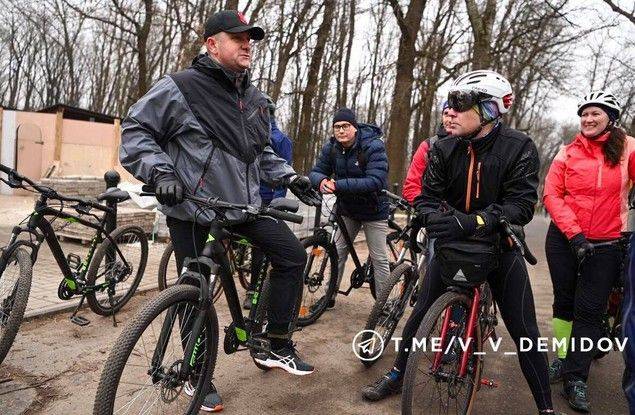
[
  {"x1": 249, "y1": 199, "x2": 272, "y2": 290},
  {"x1": 546, "y1": 223, "x2": 623, "y2": 382},
  {"x1": 167, "y1": 215, "x2": 306, "y2": 335},
  {"x1": 394, "y1": 250, "x2": 553, "y2": 411}
]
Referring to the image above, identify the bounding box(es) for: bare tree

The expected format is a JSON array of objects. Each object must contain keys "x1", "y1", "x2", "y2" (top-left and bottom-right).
[
  {"x1": 386, "y1": 0, "x2": 427, "y2": 186},
  {"x1": 294, "y1": 0, "x2": 335, "y2": 173}
]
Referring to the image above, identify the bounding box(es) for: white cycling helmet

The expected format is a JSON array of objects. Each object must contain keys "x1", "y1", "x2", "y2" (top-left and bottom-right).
[
  {"x1": 449, "y1": 70, "x2": 514, "y2": 114},
  {"x1": 577, "y1": 90, "x2": 621, "y2": 118}
]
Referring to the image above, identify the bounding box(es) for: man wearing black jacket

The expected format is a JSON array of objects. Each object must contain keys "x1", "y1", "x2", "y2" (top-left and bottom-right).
[{"x1": 362, "y1": 70, "x2": 561, "y2": 415}]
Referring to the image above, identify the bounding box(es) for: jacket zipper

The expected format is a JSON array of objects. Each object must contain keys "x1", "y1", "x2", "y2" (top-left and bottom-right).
[
  {"x1": 246, "y1": 164, "x2": 251, "y2": 204},
  {"x1": 587, "y1": 158, "x2": 603, "y2": 236},
  {"x1": 476, "y1": 161, "x2": 482, "y2": 200},
  {"x1": 465, "y1": 144, "x2": 476, "y2": 212},
  {"x1": 237, "y1": 92, "x2": 253, "y2": 204},
  {"x1": 193, "y1": 147, "x2": 217, "y2": 195}
]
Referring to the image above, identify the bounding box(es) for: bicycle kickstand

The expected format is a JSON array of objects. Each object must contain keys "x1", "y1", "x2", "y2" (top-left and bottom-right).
[
  {"x1": 107, "y1": 292, "x2": 118, "y2": 327},
  {"x1": 69, "y1": 295, "x2": 90, "y2": 326}
]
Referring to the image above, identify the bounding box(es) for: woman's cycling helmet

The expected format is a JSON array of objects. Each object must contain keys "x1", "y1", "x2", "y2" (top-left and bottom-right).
[
  {"x1": 577, "y1": 90, "x2": 621, "y2": 120},
  {"x1": 449, "y1": 70, "x2": 514, "y2": 115}
]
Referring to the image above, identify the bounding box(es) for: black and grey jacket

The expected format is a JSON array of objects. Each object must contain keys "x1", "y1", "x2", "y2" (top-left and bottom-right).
[
  {"x1": 415, "y1": 123, "x2": 540, "y2": 228},
  {"x1": 119, "y1": 54, "x2": 295, "y2": 224}
]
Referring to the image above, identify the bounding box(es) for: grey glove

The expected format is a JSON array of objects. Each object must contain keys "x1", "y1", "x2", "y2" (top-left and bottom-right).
[{"x1": 155, "y1": 173, "x2": 184, "y2": 206}]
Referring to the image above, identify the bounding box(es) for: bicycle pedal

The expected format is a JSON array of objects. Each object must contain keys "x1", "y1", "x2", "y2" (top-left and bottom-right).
[
  {"x1": 70, "y1": 315, "x2": 90, "y2": 326},
  {"x1": 479, "y1": 378, "x2": 499, "y2": 388}
]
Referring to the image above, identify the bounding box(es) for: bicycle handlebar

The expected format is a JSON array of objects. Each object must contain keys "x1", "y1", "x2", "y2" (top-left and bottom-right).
[
  {"x1": 500, "y1": 218, "x2": 537, "y2": 265},
  {"x1": 0, "y1": 163, "x2": 112, "y2": 213},
  {"x1": 140, "y1": 192, "x2": 304, "y2": 224},
  {"x1": 381, "y1": 189, "x2": 412, "y2": 212}
]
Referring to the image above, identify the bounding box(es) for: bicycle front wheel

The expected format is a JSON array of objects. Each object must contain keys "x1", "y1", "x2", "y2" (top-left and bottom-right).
[
  {"x1": 0, "y1": 247, "x2": 32, "y2": 365},
  {"x1": 86, "y1": 225, "x2": 149, "y2": 315},
  {"x1": 359, "y1": 262, "x2": 415, "y2": 366},
  {"x1": 296, "y1": 235, "x2": 338, "y2": 327},
  {"x1": 94, "y1": 285, "x2": 219, "y2": 415},
  {"x1": 402, "y1": 290, "x2": 481, "y2": 415}
]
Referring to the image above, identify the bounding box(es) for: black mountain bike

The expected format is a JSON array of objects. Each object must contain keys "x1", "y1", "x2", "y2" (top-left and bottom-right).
[
  {"x1": 297, "y1": 190, "x2": 406, "y2": 327},
  {"x1": 157, "y1": 238, "x2": 251, "y2": 302},
  {"x1": 358, "y1": 190, "x2": 429, "y2": 366},
  {"x1": 93, "y1": 192, "x2": 304, "y2": 414},
  {"x1": 0, "y1": 164, "x2": 148, "y2": 364}
]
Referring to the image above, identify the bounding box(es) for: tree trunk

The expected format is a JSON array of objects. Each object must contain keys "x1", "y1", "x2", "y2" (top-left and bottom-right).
[
  {"x1": 386, "y1": 0, "x2": 427, "y2": 187},
  {"x1": 294, "y1": 0, "x2": 335, "y2": 173},
  {"x1": 465, "y1": 0, "x2": 496, "y2": 69}
]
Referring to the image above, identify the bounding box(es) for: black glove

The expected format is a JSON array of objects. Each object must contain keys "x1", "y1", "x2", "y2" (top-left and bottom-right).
[
  {"x1": 426, "y1": 209, "x2": 477, "y2": 241},
  {"x1": 409, "y1": 214, "x2": 425, "y2": 253},
  {"x1": 288, "y1": 175, "x2": 322, "y2": 206},
  {"x1": 154, "y1": 173, "x2": 184, "y2": 206},
  {"x1": 569, "y1": 233, "x2": 594, "y2": 262}
]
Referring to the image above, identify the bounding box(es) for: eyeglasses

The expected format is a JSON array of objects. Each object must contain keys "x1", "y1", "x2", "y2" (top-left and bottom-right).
[
  {"x1": 447, "y1": 90, "x2": 490, "y2": 112},
  {"x1": 333, "y1": 123, "x2": 352, "y2": 132}
]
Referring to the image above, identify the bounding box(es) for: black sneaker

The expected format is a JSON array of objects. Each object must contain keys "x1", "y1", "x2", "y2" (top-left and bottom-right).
[
  {"x1": 253, "y1": 341, "x2": 314, "y2": 376},
  {"x1": 327, "y1": 297, "x2": 336, "y2": 309},
  {"x1": 184, "y1": 382, "x2": 223, "y2": 412},
  {"x1": 562, "y1": 379, "x2": 590, "y2": 413},
  {"x1": 243, "y1": 290, "x2": 254, "y2": 310},
  {"x1": 361, "y1": 372, "x2": 403, "y2": 401},
  {"x1": 549, "y1": 358, "x2": 564, "y2": 384}
]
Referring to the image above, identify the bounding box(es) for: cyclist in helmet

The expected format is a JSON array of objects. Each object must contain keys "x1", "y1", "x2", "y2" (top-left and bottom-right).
[
  {"x1": 543, "y1": 90, "x2": 635, "y2": 412},
  {"x1": 362, "y1": 70, "x2": 561, "y2": 415}
]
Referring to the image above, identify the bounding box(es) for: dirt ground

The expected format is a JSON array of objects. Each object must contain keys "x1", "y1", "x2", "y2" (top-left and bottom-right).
[{"x1": 0, "y1": 210, "x2": 630, "y2": 414}]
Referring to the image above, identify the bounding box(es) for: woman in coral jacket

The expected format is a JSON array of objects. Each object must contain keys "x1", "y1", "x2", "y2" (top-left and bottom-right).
[{"x1": 543, "y1": 90, "x2": 635, "y2": 413}]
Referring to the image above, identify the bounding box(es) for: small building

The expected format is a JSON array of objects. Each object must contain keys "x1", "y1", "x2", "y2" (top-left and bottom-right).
[{"x1": 0, "y1": 104, "x2": 135, "y2": 195}]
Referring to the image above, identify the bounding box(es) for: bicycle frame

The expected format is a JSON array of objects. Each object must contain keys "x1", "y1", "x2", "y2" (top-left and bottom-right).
[
  {"x1": 154, "y1": 221, "x2": 274, "y2": 382},
  {"x1": 2, "y1": 194, "x2": 128, "y2": 294},
  {"x1": 432, "y1": 285, "x2": 494, "y2": 379}
]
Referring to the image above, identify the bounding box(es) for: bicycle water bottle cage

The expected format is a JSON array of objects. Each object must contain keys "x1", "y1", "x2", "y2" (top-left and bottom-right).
[{"x1": 66, "y1": 253, "x2": 82, "y2": 271}]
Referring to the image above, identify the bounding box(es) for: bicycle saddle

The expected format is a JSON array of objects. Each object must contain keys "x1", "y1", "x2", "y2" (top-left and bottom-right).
[{"x1": 98, "y1": 187, "x2": 131, "y2": 204}]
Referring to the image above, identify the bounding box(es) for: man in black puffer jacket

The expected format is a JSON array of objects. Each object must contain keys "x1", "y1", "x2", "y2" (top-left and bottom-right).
[
  {"x1": 362, "y1": 70, "x2": 562, "y2": 415},
  {"x1": 309, "y1": 108, "x2": 389, "y2": 307}
]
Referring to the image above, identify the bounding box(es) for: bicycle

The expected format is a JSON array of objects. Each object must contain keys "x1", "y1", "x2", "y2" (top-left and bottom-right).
[
  {"x1": 0, "y1": 164, "x2": 148, "y2": 364},
  {"x1": 157, "y1": 238, "x2": 251, "y2": 302},
  {"x1": 400, "y1": 219, "x2": 537, "y2": 415},
  {"x1": 358, "y1": 190, "x2": 429, "y2": 366},
  {"x1": 297, "y1": 191, "x2": 406, "y2": 327},
  {"x1": 93, "y1": 192, "x2": 304, "y2": 414}
]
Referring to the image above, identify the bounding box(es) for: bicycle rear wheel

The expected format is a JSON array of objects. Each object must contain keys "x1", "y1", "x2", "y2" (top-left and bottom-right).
[
  {"x1": 94, "y1": 285, "x2": 219, "y2": 415},
  {"x1": 359, "y1": 262, "x2": 415, "y2": 366},
  {"x1": 86, "y1": 225, "x2": 148, "y2": 315},
  {"x1": 297, "y1": 235, "x2": 338, "y2": 327},
  {"x1": 402, "y1": 291, "x2": 481, "y2": 415},
  {"x1": 0, "y1": 247, "x2": 32, "y2": 365}
]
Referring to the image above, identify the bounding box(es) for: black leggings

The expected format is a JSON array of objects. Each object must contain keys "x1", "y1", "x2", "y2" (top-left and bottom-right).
[
  {"x1": 545, "y1": 222, "x2": 622, "y2": 381},
  {"x1": 167, "y1": 215, "x2": 306, "y2": 335},
  {"x1": 394, "y1": 250, "x2": 553, "y2": 411}
]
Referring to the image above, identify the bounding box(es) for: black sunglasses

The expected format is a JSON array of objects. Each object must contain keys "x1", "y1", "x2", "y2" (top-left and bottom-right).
[{"x1": 447, "y1": 90, "x2": 490, "y2": 112}]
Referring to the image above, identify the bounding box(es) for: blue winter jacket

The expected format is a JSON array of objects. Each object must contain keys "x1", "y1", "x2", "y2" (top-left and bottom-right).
[
  {"x1": 309, "y1": 123, "x2": 389, "y2": 221},
  {"x1": 260, "y1": 120, "x2": 293, "y2": 202}
]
